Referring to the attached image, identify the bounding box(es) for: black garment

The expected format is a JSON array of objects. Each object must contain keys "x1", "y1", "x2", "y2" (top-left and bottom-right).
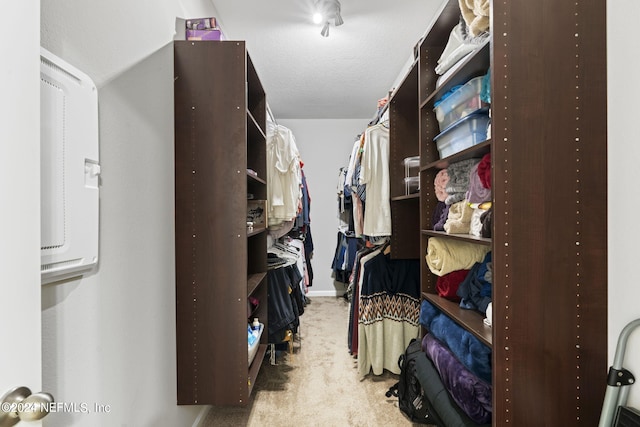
[
  {"x1": 303, "y1": 225, "x2": 314, "y2": 287},
  {"x1": 361, "y1": 253, "x2": 420, "y2": 298},
  {"x1": 267, "y1": 264, "x2": 303, "y2": 343}
]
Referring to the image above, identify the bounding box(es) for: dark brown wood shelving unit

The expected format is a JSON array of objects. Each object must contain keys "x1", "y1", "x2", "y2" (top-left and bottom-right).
[
  {"x1": 174, "y1": 40, "x2": 269, "y2": 406},
  {"x1": 388, "y1": 61, "x2": 420, "y2": 260},
  {"x1": 388, "y1": 0, "x2": 608, "y2": 424}
]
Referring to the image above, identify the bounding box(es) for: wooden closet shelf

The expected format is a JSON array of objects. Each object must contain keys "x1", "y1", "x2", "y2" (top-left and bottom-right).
[
  {"x1": 247, "y1": 173, "x2": 266, "y2": 185},
  {"x1": 421, "y1": 230, "x2": 491, "y2": 246},
  {"x1": 247, "y1": 272, "x2": 267, "y2": 295},
  {"x1": 248, "y1": 344, "x2": 267, "y2": 394},
  {"x1": 422, "y1": 293, "x2": 492, "y2": 347},
  {"x1": 247, "y1": 226, "x2": 267, "y2": 237},
  {"x1": 391, "y1": 193, "x2": 420, "y2": 201},
  {"x1": 420, "y1": 140, "x2": 490, "y2": 172}
]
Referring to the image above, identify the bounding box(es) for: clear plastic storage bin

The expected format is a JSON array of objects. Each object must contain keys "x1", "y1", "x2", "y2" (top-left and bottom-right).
[
  {"x1": 248, "y1": 323, "x2": 264, "y2": 366},
  {"x1": 403, "y1": 156, "x2": 420, "y2": 178},
  {"x1": 434, "y1": 76, "x2": 486, "y2": 132},
  {"x1": 404, "y1": 176, "x2": 420, "y2": 194},
  {"x1": 434, "y1": 112, "x2": 490, "y2": 159}
]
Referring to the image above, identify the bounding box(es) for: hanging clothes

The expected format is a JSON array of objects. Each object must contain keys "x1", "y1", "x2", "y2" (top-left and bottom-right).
[
  {"x1": 287, "y1": 164, "x2": 314, "y2": 288},
  {"x1": 267, "y1": 125, "x2": 302, "y2": 227},
  {"x1": 331, "y1": 231, "x2": 359, "y2": 284},
  {"x1": 357, "y1": 252, "x2": 421, "y2": 378},
  {"x1": 360, "y1": 123, "x2": 391, "y2": 237},
  {"x1": 266, "y1": 263, "x2": 304, "y2": 344}
]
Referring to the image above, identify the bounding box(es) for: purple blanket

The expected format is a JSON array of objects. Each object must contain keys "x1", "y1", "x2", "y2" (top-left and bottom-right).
[{"x1": 422, "y1": 334, "x2": 492, "y2": 424}]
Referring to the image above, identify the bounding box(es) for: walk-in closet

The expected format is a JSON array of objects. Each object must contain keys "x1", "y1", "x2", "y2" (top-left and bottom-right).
[
  {"x1": 27, "y1": 0, "x2": 639, "y2": 426},
  {"x1": 174, "y1": 0, "x2": 613, "y2": 424}
]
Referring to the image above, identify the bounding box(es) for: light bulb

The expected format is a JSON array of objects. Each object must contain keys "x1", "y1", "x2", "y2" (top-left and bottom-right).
[{"x1": 312, "y1": 12, "x2": 323, "y2": 24}]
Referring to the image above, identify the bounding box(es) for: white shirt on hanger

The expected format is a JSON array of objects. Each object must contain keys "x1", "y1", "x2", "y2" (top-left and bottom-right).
[
  {"x1": 359, "y1": 124, "x2": 391, "y2": 237},
  {"x1": 267, "y1": 125, "x2": 301, "y2": 226}
]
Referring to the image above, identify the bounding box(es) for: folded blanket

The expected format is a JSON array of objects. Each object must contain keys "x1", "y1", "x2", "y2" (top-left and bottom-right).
[
  {"x1": 420, "y1": 299, "x2": 492, "y2": 383},
  {"x1": 477, "y1": 153, "x2": 491, "y2": 189},
  {"x1": 457, "y1": 252, "x2": 492, "y2": 313},
  {"x1": 434, "y1": 169, "x2": 449, "y2": 202},
  {"x1": 469, "y1": 204, "x2": 489, "y2": 237},
  {"x1": 459, "y1": 0, "x2": 490, "y2": 37},
  {"x1": 444, "y1": 200, "x2": 474, "y2": 234},
  {"x1": 480, "y1": 207, "x2": 492, "y2": 238},
  {"x1": 426, "y1": 237, "x2": 491, "y2": 276},
  {"x1": 432, "y1": 201, "x2": 449, "y2": 231},
  {"x1": 466, "y1": 163, "x2": 491, "y2": 203},
  {"x1": 446, "y1": 159, "x2": 479, "y2": 205},
  {"x1": 436, "y1": 269, "x2": 469, "y2": 300},
  {"x1": 422, "y1": 334, "x2": 492, "y2": 424}
]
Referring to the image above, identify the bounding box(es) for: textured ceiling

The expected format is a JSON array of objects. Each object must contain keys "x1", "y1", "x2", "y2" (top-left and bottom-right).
[{"x1": 211, "y1": 0, "x2": 447, "y2": 119}]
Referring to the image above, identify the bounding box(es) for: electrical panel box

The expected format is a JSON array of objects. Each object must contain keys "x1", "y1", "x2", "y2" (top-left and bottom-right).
[{"x1": 40, "y1": 48, "x2": 100, "y2": 284}]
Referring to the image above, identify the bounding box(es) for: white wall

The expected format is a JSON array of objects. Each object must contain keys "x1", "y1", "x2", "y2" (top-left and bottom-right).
[
  {"x1": 279, "y1": 119, "x2": 369, "y2": 296},
  {"x1": 40, "y1": 1, "x2": 221, "y2": 426},
  {"x1": 607, "y1": 0, "x2": 640, "y2": 409}
]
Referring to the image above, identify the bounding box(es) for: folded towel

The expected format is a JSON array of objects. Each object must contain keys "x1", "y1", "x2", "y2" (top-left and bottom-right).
[
  {"x1": 444, "y1": 200, "x2": 474, "y2": 234},
  {"x1": 434, "y1": 169, "x2": 449, "y2": 202},
  {"x1": 426, "y1": 237, "x2": 491, "y2": 276}
]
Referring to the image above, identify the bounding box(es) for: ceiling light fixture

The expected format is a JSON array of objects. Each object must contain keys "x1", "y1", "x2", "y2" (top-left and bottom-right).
[{"x1": 313, "y1": 0, "x2": 344, "y2": 37}]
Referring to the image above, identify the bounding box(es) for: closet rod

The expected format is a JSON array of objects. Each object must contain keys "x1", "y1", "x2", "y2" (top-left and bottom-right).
[{"x1": 267, "y1": 103, "x2": 278, "y2": 126}]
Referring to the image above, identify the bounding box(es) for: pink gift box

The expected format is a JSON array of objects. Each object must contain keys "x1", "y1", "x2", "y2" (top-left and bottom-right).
[{"x1": 185, "y1": 29, "x2": 225, "y2": 41}]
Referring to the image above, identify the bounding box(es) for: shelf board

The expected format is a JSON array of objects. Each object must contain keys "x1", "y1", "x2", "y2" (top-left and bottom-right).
[
  {"x1": 247, "y1": 226, "x2": 267, "y2": 238},
  {"x1": 422, "y1": 293, "x2": 492, "y2": 347},
  {"x1": 421, "y1": 140, "x2": 491, "y2": 172},
  {"x1": 248, "y1": 344, "x2": 267, "y2": 396},
  {"x1": 389, "y1": 57, "x2": 419, "y2": 105},
  {"x1": 391, "y1": 193, "x2": 420, "y2": 201},
  {"x1": 422, "y1": 229, "x2": 491, "y2": 246},
  {"x1": 247, "y1": 172, "x2": 266, "y2": 185},
  {"x1": 247, "y1": 272, "x2": 267, "y2": 295}
]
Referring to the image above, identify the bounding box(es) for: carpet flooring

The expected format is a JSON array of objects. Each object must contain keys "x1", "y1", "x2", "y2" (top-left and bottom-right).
[{"x1": 201, "y1": 296, "x2": 421, "y2": 427}]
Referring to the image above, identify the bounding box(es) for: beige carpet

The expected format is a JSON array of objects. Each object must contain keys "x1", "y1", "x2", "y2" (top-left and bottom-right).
[{"x1": 202, "y1": 296, "x2": 421, "y2": 427}]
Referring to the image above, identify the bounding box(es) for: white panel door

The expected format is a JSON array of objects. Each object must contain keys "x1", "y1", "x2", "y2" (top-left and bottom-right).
[{"x1": 0, "y1": 0, "x2": 44, "y2": 426}]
